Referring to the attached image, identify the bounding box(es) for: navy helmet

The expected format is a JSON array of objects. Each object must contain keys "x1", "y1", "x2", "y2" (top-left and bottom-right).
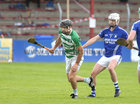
[{"x1": 60, "y1": 19, "x2": 72, "y2": 28}]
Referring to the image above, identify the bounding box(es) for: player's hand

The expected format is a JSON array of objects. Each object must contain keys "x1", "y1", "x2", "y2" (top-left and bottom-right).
[
  {"x1": 49, "y1": 48, "x2": 55, "y2": 53},
  {"x1": 71, "y1": 63, "x2": 78, "y2": 72},
  {"x1": 127, "y1": 43, "x2": 134, "y2": 49}
]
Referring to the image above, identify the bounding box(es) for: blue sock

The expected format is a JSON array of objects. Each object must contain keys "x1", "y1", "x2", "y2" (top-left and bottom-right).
[
  {"x1": 91, "y1": 89, "x2": 96, "y2": 96},
  {"x1": 114, "y1": 81, "x2": 120, "y2": 90}
]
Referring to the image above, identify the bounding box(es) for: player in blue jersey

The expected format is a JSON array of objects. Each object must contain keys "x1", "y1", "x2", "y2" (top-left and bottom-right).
[
  {"x1": 82, "y1": 13, "x2": 128, "y2": 97},
  {"x1": 127, "y1": 8, "x2": 140, "y2": 84}
]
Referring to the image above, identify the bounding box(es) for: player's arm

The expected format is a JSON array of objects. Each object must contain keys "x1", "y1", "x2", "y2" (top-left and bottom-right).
[
  {"x1": 82, "y1": 35, "x2": 101, "y2": 48},
  {"x1": 127, "y1": 30, "x2": 136, "y2": 49},
  {"x1": 49, "y1": 36, "x2": 61, "y2": 53},
  {"x1": 75, "y1": 46, "x2": 83, "y2": 65},
  {"x1": 71, "y1": 46, "x2": 83, "y2": 72}
]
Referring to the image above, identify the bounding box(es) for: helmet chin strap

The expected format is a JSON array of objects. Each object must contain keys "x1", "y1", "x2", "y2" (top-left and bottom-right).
[{"x1": 109, "y1": 24, "x2": 117, "y2": 28}]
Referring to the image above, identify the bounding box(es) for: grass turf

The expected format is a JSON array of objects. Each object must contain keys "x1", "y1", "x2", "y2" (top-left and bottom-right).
[{"x1": 0, "y1": 62, "x2": 140, "y2": 104}]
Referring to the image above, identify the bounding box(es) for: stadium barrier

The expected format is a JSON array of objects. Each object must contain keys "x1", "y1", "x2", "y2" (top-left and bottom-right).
[{"x1": 13, "y1": 40, "x2": 131, "y2": 62}]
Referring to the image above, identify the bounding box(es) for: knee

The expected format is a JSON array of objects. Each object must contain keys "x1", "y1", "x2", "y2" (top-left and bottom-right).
[
  {"x1": 91, "y1": 71, "x2": 96, "y2": 78},
  {"x1": 69, "y1": 75, "x2": 74, "y2": 82},
  {"x1": 108, "y1": 67, "x2": 114, "y2": 72}
]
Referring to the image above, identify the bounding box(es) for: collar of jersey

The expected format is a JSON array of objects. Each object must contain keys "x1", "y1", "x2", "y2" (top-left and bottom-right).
[{"x1": 108, "y1": 25, "x2": 119, "y2": 31}]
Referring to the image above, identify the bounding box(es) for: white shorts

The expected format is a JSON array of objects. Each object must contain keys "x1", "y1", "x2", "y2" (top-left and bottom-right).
[
  {"x1": 65, "y1": 56, "x2": 84, "y2": 73},
  {"x1": 97, "y1": 55, "x2": 122, "y2": 68},
  {"x1": 137, "y1": 57, "x2": 140, "y2": 70}
]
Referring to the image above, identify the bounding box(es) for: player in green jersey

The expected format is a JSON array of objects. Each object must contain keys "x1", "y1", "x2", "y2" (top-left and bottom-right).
[{"x1": 49, "y1": 19, "x2": 95, "y2": 99}]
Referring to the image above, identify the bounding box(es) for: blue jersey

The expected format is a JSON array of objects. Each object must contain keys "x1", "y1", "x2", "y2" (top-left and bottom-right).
[
  {"x1": 99, "y1": 26, "x2": 128, "y2": 57},
  {"x1": 131, "y1": 20, "x2": 140, "y2": 56}
]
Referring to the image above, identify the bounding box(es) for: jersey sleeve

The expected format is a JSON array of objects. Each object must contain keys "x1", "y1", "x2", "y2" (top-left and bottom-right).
[
  {"x1": 121, "y1": 30, "x2": 128, "y2": 40},
  {"x1": 131, "y1": 23, "x2": 137, "y2": 31},
  {"x1": 98, "y1": 29, "x2": 105, "y2": 38},
  {"x1": 58, "y1": 28, "x2": 61, "y2": 34},
  {"x1": 72, "y1": 32, "x2": 81, "y2": 47}
]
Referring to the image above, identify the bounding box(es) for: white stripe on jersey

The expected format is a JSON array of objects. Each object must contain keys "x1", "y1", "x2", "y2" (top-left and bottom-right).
[
  {"x1": 65, "y1": 52, "x2": 76, "y2": 57},
  {"x1": 118, "y1": 27, "x2": 128, "y2": 34},
  {"x1": 64, "y1": 47, "x2": 74, "y2": 50},
  {"x1": 113, "y1": 45, "x2": 119, "y2": 55},
  {"x1": 61, "y1": 33, "x2": 71, "y2": 40},
  {"x1": 61, "y1": 38, "x2": 73, "y2": 45}
]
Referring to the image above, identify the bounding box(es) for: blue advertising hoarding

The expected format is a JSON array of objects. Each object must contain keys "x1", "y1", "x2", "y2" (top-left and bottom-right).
[{"x1": 13, "y1": 40, "x2": 131, "y2": 62}]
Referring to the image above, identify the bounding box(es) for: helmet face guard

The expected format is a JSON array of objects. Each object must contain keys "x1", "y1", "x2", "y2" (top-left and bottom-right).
[
  {"x1": 108, "y1": 13, "x2": 120, "y2": 26},
  {"x1": 60, "y1": 19, "x2": 72, "y2": 28}
]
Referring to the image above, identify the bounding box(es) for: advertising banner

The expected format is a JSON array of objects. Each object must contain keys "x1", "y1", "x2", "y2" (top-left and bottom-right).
[
  {"x1": 0, "y1": 38, "x2": 13, "y2": 62},
  {"x1": 13, "y1": 40, "x2": 131, "y2": 62}
]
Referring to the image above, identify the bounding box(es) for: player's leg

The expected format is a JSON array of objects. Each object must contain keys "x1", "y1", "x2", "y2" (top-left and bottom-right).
[
  {"x1": 69, "y1": 68, "x2": 78, "y2": 97},
  {"x1": 71, "y1": 57, "x2": 94, "y2": 88},
  {"x1": 138, "y1": 70, "x2": 140, "y2": 84},
  {"x1": 108, "y1": 55, "x2": 122, "y2": 97},
  {"x1": 69, "y1": 56, "x2": 94, "y2": 98},
  {"x1": 108, "y1": 59, "x2": 118, "y2": 82},
  {"x1": 73, "y1": 56, "x2": 85, "y2": 82},
  {"x1": 88, "y1": 56, "x2": 107, "y2": 97},
  {"x1": 91, "y1": 63, "x2": 106, "y2": 86},
  {"x1": 67, "y1": 74, "x2": 84, "y2": 82},
  {"x1": 137, "y1": 58, "x2": 140, "y2": 84},
  {"x1": 66, "y1": 56, "x2": 84, "y2": 99},
  {"x1": 66, "y1": 69, "x2": 78, "y2": 99},
  {"x1": 66, "y1": 56, "x2": 93, "y2": 98},
  {"x1": 72, "y1": 57, "x2": 93, "y2": 84},
  {"x1": 87, "y1": 63, "x2": 106, "y2": 97},
  {"x1": 65, "y1": 57, "x2": 78, "y2": 98}
]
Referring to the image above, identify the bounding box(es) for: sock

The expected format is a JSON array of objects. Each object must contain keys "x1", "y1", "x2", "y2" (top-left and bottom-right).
[
  {"x1": 73, "y1": 89, "x2": 78, "y2": 95},
  {"x1": 114, "y1": 81, "x2": 120, "y2": 90},
  {"x1": 84, "y1": 77, "x2": 90, "y2": 83},
  {"x1": 91, "y1": 89, "x2": 96, "y2": 96}
]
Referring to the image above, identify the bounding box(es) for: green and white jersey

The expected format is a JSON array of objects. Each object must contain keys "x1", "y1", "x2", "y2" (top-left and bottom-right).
[{"x1": 59, "y1": 29, "x2": 81, "y2": 58}]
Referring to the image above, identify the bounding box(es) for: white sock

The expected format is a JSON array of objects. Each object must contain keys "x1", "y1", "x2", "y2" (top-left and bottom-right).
[
  {"x1": 73, "y1": 89, "x2": 78, "y2": 95},
  {"x1": 84, "y1": 77, "x2": 90, "y2": 83}
]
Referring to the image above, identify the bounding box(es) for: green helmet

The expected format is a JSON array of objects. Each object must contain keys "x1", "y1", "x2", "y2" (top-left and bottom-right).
[{"x1": 60, "y1": 19, "x2": 72, "y2": 28}]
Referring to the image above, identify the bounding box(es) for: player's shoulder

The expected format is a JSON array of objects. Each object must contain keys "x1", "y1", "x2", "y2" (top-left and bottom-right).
[
  {"x1": 58, "y1": 28, "x2": 62, "y2": 34},
  {"x1": 133, "y1": 20, "x2": 140, "y2": 25},
  {"x1": 71, "y1": 30, "x2": 79, "y2": 37},
  {"x1": 71, "y1": 30, "x2": 80, "y2": 41},
  {"x1": 71, "y1": 30, "x2": 78, "y2": 35},
  {"x1": 100, "y1": 28, "x2": 110, "y2": 33},
  {"x1": 118, "y1": 26, "x2": 127, "y2": 34},
  {"x1": 103, "y1": 28, "x2": 109, "y2": 31}
]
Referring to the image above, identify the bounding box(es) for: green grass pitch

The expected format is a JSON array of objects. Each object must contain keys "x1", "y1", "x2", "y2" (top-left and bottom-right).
[{"x1": 0, "y1": 62, "x2": 140, "y2": 104}]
